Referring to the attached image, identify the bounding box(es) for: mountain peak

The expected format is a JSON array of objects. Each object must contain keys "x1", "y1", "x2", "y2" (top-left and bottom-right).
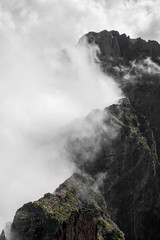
[{"x1": 80, "y1": 30, "x2": 160, "y2": 64}]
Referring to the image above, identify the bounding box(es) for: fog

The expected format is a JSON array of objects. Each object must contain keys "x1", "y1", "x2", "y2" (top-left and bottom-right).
[{"x1": 0, "y1": 0, "x2": 124, "y2": 231}]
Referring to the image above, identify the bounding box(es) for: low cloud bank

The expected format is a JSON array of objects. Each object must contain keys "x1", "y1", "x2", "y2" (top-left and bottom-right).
[{"x1": 0, "y1": 2, "x2": 123, "y2": 231}]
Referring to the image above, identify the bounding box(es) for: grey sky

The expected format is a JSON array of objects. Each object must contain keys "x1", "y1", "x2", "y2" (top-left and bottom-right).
[{"x1": 0, "y1": 0, "x2": 160, "y2": 47}]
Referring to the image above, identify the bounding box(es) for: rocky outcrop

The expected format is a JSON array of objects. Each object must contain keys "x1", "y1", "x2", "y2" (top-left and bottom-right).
[
  {"x1": 4, "y1": 173, "x2": 124, "y2": 240},
  {"x1": 80, "y1": 30, "x2": 160, "y2": 64},
  {"x1": 65, "y1": 98, "x2": 159, "y2": 240}
]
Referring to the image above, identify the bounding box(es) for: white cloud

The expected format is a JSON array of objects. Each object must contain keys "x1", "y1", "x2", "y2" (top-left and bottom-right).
[
  {"x1": 1, "y1": 0, "x2": 160, "y2": 46},
  {"x1": 0, "y1": 0, "x2": 124, "y2": 231},
  {"x1": 100, "y1": 0, "x2": 160, "y2": 41}
]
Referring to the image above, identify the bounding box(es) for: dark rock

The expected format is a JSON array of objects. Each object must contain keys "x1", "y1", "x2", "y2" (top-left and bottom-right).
[
  {"x1": 53, "y1": 209, "x2": 97, "y2": 240},
  {"x1": 81, "y1": 30, "x2": 160, "y2": 64},
  {"x1": 0, "y1": 231, "x2": 6, "y2": 240}
]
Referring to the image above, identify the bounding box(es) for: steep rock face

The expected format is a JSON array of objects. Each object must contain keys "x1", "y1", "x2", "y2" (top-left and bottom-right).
[
  {"x1": 122, "y1": 79, "x2": 160, "y2": 165},
  {"x1": 53, "y1": 209, "x2": 97, "y2": 240},
  {"x1": 66, "y1": 98, "x2": 159, "y2": 240},
  {"x1": 120, "y1": 82, "x2": 160, "y2": 240},
  {"x1": 5, "y1": 173, "x2": 124, "y2": 240}
]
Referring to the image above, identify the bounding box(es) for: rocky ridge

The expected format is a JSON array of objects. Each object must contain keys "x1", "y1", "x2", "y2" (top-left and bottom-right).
[{"x1": 1, "y1": 173, "x2": 124, "y2": 240}]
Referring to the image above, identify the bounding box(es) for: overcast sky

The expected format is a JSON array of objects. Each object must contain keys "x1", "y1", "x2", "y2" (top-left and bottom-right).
[
  {"x1": 0, "y1": 0, "x2": 159, "y2": 233},
  {"x1": 0, "y1": 0, "x2": 160, "y2": 49}
]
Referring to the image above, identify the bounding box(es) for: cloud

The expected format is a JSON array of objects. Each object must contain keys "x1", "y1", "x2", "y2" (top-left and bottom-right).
[
  {"x1": 0, "y1": 0, "x2": 124, "y2": 231},
  {"x1": 132, "y1": 58, "x2": 160, "y2": 75},
  {"x1": 1, "y1": 0, "x2": 160, "y2": 45},
  {"x1": 115, "y1": 57, "x2": 160, "y2": 87},
  {"x1": 101, "y1": 0, "x2": 160, "y2": 42}
]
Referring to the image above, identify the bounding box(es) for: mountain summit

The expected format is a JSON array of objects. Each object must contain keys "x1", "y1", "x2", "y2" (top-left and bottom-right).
[{"x1": 80, "y1": 30, "x2": 160, "y2": 63}]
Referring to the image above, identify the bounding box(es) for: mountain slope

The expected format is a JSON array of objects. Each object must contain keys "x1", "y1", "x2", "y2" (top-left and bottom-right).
[
  {"x1": 65, "y1": 97, "x2": 159, "y2": 240},
  {"x1": 83, "y1": 30, "x2": 160, "y2": 162}
]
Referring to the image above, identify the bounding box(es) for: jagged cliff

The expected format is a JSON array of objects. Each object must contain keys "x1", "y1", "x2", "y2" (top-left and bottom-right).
[{"x1": 80, "y1": 30, "x2": 160, "y2": 64}]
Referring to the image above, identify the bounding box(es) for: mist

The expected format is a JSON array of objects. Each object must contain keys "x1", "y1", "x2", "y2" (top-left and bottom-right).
[{"x1": 0, "y1": 0, "x2": 124, "y2": 232}]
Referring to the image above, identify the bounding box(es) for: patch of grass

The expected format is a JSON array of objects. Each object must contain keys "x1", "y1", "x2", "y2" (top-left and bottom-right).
[
  {"x1": 114, "y1": 232, "x2": 121, "y2": 240},
  {"x1": 34, "y1": 190, "x2": 80, "y2": 224},
  {"x1": 126, "y1": 111, "x2": 150, "y2": 150},
  {"x1": 127, "y1": 113, "x2": 139, "y2": 132},
  {"x1": 65, "y1": 191, "x2": 73, "y2": 200},
  {"x1": 138, "y1": 134, "x2": 150, "y2": 150},
  {"x1": 97, "y1": 218, "x2": 107, "y2": 230}
]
